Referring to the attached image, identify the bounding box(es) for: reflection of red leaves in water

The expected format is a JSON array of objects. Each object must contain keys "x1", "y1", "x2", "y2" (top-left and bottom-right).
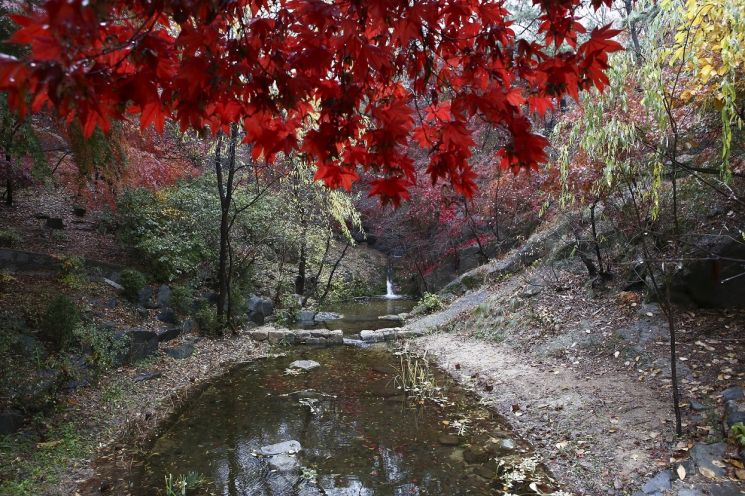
[
  {"x1": 265, "y1": 374, "x2": 288, "y2": 391},
  {"x1": 339, "y1": 397, "x2": 363, "y2": 415}
]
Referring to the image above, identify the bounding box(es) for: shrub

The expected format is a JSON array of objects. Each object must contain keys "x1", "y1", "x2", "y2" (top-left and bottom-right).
[
  {"x1": 73, "y1": 323, "x2": 129, "y2": 371},
  {"x1": 40, "y1": 295, "x2": 80, "y2": 351},
  {"x1": 170, "y1": 285, "x2": 194, "y2": 315},
  {"x1": 274, "y1": 294, "x2": 300, "y2": 326},
  {"x1": 413, "y1": 292, "x2": 443, "y2": 315},
  {"x1": 59, "y1": 255, "x2": 87, "y2": 289},
  {"x1": 120, "y1": 269, "x2": 147, "y2": 302},
  {"x1": 194, "y1": 305, "x2": 222, "y2": 336},
  {"x1": 0, "y1": 228, "x2": 22, "y2": 247}
]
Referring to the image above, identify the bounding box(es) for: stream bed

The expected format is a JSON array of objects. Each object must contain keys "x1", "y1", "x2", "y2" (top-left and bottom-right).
[{"x1": 121, "y1": 299, "x2": 561, "y2": 495}]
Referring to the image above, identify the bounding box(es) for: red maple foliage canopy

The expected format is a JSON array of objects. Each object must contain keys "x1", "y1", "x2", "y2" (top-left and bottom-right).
[{"x1": 0, "y1": 0, "x2": 622, "y2": 204}]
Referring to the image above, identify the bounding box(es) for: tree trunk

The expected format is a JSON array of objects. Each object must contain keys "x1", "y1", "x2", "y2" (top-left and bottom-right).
[
  {"x1": 5, "y1": 153, "x2": 12, "y2": 207},
  {"x1": 215, "y1": 125, "x2": 238, "y2": 325}
]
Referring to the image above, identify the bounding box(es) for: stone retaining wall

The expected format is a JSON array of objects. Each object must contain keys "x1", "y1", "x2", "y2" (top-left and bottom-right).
[
  {"x1": 359, "y1": 327, "x2": 425, "y2": 343},
  {"x1": 245, "y1": 326, "x2": 344, "y2": 346},
  {"x1": 245, "y1": 325, "x2": 425, "y2": 346}
]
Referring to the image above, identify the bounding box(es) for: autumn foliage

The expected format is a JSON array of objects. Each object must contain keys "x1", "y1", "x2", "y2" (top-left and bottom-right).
[{"x1": 0, "y1": 0, "x2": 622, "y2": 204}]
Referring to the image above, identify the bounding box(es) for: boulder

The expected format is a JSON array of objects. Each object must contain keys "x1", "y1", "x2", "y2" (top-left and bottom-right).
[
  {"x1": 671, "y1": 234, "x2": 745, "y2": 308},
  {"x1": 298, "y1": 310, "x2": 316, "y2": 323},
  {"x1": 164, "y1": 343, "x2": 194, "y2": 360},
  {"x1": 288, "y1": 360, "x2": 320, "y2": 371},
  {"x1": 724, "y1": 399, "x2": 745, "y2": 429},
  {"x1": 137, "y1": 287, "x2": 154, "y2": 308},
  {"x1": 247, "y1": 295, "x2": 274, "y2": 324},
  {"x1": 124, "y1": 329, "x2": 159, "y2": 363},
  {"x1": 156, "y1": 285, "x2": 172, "y2": 308},
  {"x1": 0, "y1": 410, "x2": 25, "y2": 435},
  {"x1": 157, "y1": 307, "x2": 178, "y2": 324},
  {"x1": 45, "y1": 217, "x2": 64, "y2": 229},
  {"x1": 690, "y1": 442, "x2": 727, "y2": 478},
  {"x1": 157, "y1": 326, "x2": 181, "y2": 342},
  {"x1": 641, "y1": 470, "x2": 671, "y2": 494},
  {"x1": 313, "y1": 311, "x2": 342, "y2": 321},
  {"x1": 721, "y1": 386, "x2": 744, "y2": 402}
]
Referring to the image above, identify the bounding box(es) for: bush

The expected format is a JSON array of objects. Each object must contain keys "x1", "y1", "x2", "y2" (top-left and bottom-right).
[
  {"x1": 40, "y1": 295, "x2": 80, "y2": 351},
  {"x1": 59, "y1": 255, "x2": 87, "y2": 289},
  {"x1": 274, "y1": 294, "x2": 300, "y2": 326},
  {"x1": 194, "y1": 305, "x2": 222, "y2": 336},
  {"x1": 120, "y1": 269, "x2": 147, "y2": 302},
  {"x1": 170, "y1": 285, "x2": 194, "y2": 315},
  {"x1": 117, "y1": 185, "x2": 218, "y2": 281},
  {"x1": 413, "y1": 292, "x2": 443, "y2": 315},
  {"x1": 73, "y1": 323, "x2": 129, "y2": 371},
  {"x1": 0, "y1": 228, "x2": 22, "y2": 247}
]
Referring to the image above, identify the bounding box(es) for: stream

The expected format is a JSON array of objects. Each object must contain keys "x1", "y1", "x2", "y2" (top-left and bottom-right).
[{"x1": 126, "y1": 300, "x2": 561, "y2": 495}]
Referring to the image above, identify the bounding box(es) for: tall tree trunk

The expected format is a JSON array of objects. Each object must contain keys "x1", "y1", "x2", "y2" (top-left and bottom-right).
[
  {"x1": 5, "y1": 153, "x2": 12, "y2": 207},
  {"x1": 215, "y1": 125, "x2": 238, "y2": 325}
]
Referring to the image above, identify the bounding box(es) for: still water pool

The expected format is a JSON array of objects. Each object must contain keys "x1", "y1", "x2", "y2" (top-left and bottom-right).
[{"x1": 126, "y1": 344, "x2": 559, "y2": 495}]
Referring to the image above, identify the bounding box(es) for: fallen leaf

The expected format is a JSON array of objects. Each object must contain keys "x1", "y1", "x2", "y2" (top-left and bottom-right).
[
  {"x1": 676, "y1": 465, "x2": 686, "y2": 480},
  {"x1": 736, "y1": 469, "x2": 745, "y2": 480},
  {"x1": 699, "y1": 467, "x2": 717, "y2": 479}
]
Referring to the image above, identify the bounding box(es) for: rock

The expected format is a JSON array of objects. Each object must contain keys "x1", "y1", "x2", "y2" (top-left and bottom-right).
[
  {"x1": 676, "y1": 488, "x2": 704, "y2": 496},
  {"x1": 298, "y1": 310, "x2": 316, "y2": 323},
  {"x1": 709, "y1": 483, "x2": 745, "y2": 496},
  {"x1": 157, "y1": 307, "x2": 178, "y2": 324},
  {"x1": 463, "y1": 445, "x2": 495, "y2": 464},
  {"x1": 288, "y1": 360, "x2": 320, "y2": 371},
  {"x1": 521, "y1": 283, "x2": 543, "y2": 298},
  {"x1": 157, "y1": 327, "x2": 181, "y2": 342},
  {"x1": 164, "y1": 343, "x2": 194, "y2": 360},
  {"x1": 724, "y1": 399, "x2": 745, "y2": 429},
  {"x1": 670, "y1": 234, "x2": 745, "y2": 308},
  {"x1": 690, "y1": 442, "x2": 727, "y2": 477},
  {"x1": 0, "y1": 410, "x2": 25, "y2": 435},
  {"x1": 259, "y1": 440, "x2": 302, "y2": 456},
  {"x1": 181, "y1": 318, "x2": 197, "y2": 333},
  {"x1": 247, "y1": 295, "x2": 274, "y2": 324},
  {"x1": 103, "y1": 278, "x2": 124, "y2": 291},
  {"x1": 137, "y1": 287, "x2": 153, "y2": 308},
  {"x1": 248, "y1": 310, "x2": 265, "y2": 325},
  {"x1": 125, "y1": 329, "x2": 159, "y2": 363},
  {"x1": 722, "y1": 386, "x2": 745, "y2": 402},
  {"x1": 45, "y1": 217, "x2": 64, "y2": 229},
  {"x1": 267, "y1": 453, "x2": 299, "y2": 472},
  {"x1": 438, "y1": 434, "x2": 460, "y2": 446},
  {"x1": 156, "y1": 285, "x2": 172, "y2": 308},
  {"x1": 641, "y1": 470, "x2": 671, "y2": 494},
  {"x1": 499, "y1": 438, "x2": 516, "y2": 450},
  {"x1": 133, "y1": 371, "x2": 162, "y2": 383},
  {"x1": 689, "y1": 400, "x2": 707, "y2": 411},
  {"x1": 314, "y1": 311, "x2": 342, "y2": 321}
]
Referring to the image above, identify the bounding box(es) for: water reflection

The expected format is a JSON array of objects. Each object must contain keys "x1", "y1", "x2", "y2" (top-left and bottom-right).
[{"x1": 129, "y1": 346, "x2": 558, "y2": 495}]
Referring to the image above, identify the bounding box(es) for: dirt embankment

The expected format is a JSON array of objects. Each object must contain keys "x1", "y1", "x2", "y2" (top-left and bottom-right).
[{"x1": 407, "y1": 258, "x2": 745, "y2": 496}]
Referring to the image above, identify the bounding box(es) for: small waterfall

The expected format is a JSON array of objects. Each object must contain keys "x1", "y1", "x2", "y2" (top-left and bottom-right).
[{"x1": 385, "y1": 266, "x2": 398, "y2": 299}]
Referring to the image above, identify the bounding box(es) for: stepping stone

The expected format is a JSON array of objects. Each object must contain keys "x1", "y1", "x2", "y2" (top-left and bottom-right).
[
  {"x1": 288, "y1": 360, "x2": 320, "y2": 371},
  {"x1": 259, "y1": 440, "x2": 301, "y2": 456}
]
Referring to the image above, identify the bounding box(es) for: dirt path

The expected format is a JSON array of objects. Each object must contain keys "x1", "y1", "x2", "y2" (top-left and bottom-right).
[{"x1": 415, "y1": 331, "x2": 670, "y2": 495}]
